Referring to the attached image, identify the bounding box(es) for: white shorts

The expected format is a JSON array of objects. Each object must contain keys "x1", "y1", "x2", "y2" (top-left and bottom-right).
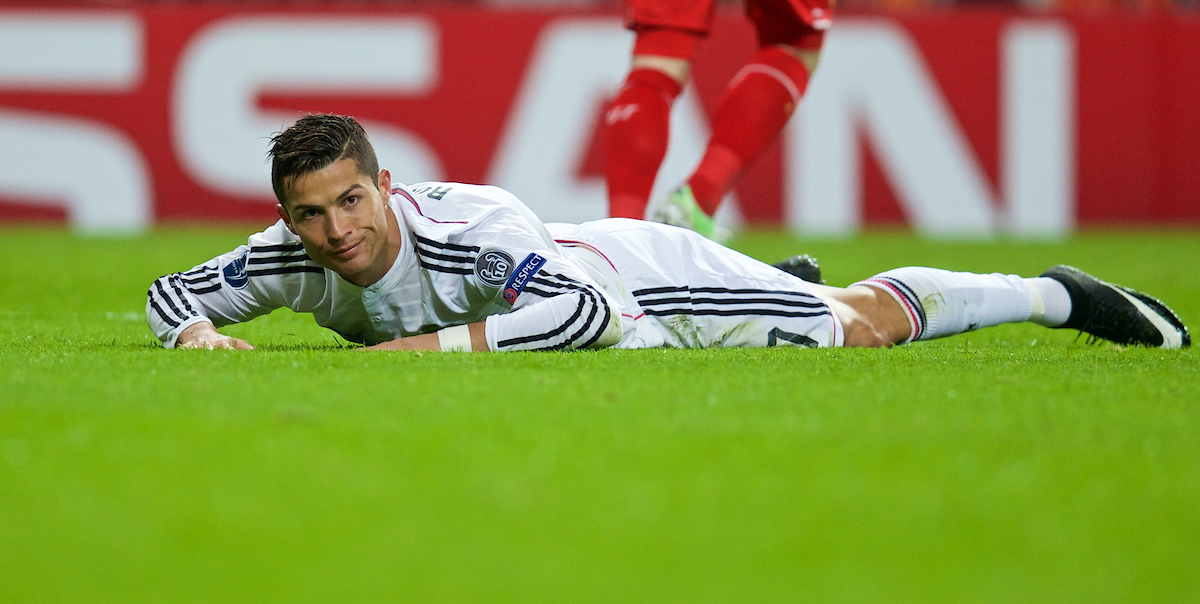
[{"x1": 547, "y1": 218, "x2": 843, "y2": 349}]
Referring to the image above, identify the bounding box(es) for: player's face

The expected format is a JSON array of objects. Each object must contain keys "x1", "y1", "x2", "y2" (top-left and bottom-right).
[{"x1": 277, "y1": 158, "x2": 400, "y2": 287}]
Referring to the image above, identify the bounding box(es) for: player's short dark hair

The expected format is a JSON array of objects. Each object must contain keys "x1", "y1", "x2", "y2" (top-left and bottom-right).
[{"x1": 268, "y1": 113, "x2": 380, "y2": 206}]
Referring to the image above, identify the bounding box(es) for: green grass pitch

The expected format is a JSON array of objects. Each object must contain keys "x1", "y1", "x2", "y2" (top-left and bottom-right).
[{"x1": 2, "y1": 226, "x2": 1198, "y2": 602}]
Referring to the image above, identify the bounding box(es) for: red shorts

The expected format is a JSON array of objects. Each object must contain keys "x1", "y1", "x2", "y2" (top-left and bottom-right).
[{"x1": 625, "y1": 0, "x2": 831, "y2": 56}]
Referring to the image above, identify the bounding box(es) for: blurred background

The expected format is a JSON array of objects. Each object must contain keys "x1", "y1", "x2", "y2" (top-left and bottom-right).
[
  {"x1": 18, "y1": 0, "x2": 1198, "y2": 12},
  {"x1": 1, "y1": 0, "x2": 1197, "y2": 235}
]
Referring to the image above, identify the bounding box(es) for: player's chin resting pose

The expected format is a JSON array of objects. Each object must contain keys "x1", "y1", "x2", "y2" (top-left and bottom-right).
[{"x1": 146, "y1": 114, "x2": 1191, "y2": 352}]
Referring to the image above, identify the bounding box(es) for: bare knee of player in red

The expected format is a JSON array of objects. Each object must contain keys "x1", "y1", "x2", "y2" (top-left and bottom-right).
[
  {"x1": 604, "y1": 68, "x2": 683, "y2": 219},
  {"x1": 688, "y1": 45, "x2": 811, "y2": 215}
]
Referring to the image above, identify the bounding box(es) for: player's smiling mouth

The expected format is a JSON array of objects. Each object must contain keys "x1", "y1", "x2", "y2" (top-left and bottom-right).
[{"x1": 330, "y1": 240, "x2": 362, "y2": 260}]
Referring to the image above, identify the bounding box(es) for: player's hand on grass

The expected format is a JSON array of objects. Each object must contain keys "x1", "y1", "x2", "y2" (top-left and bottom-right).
[{"x1": 176, "y1": 322, "x2": 254, "y2": 350}]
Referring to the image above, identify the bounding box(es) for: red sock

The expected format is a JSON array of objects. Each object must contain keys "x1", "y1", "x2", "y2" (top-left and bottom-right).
[
  {"x1": 688, "y1": 46, "x2": 811, "y2": 215},
  {"x1": 604, "y1": 68, "x2": 683, "y2": 219}
]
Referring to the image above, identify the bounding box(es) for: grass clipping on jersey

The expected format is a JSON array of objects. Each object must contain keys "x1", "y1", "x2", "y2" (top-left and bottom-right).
[{"x1": 1, "y1": 227, "x2": 1198, "y2": 602}]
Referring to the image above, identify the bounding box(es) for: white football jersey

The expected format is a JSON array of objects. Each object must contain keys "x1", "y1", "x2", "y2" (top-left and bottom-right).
[
  {"x1": 147, "y1": 182, "x2": 839, "y2": 351},
  {"x1": 146, "y1": 182, "x2": 623, "y2": 351}
]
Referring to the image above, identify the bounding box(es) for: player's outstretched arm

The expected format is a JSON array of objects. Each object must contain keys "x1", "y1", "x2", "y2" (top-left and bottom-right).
[
  {"x1": 176, "y1": 322, "x2": 255, "y2": 350},
  {"x1": 361, "y1": 322, "x2": 488, "y2": 352},
  {"x1": 146, "y1": 223, "x2": 302, "y2": 348}
]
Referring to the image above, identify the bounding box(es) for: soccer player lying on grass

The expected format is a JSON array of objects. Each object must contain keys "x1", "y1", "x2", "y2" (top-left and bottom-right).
[{"x1": 146, "y1": 114, "x2": 1191, "y2": 352}]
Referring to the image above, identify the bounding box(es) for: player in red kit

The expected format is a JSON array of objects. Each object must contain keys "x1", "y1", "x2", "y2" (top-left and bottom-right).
[{"x1": 604, "y1": 0, "x2": 832, "y2": 239}]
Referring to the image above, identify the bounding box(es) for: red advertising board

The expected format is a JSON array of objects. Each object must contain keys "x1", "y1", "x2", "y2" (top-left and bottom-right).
[{"x1": 0, "y1": 5, "x2": 1197, "y2": 232}]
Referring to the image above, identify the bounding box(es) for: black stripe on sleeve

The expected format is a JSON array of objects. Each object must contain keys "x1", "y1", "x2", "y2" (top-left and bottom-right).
[
  {"x1": 250, "y1": 243, "x2": 306, "y2": 253},
  {"x1": 183, "y1": 264, "x2": 217, "y2": 277},
  {"x1": 169, "y1": 275, "x2": 197, "y2": 317},
  {"x1": 526, "y1": 273, "x2": 601, "y2": 301},
  {"x1": 577, "y1": 297, "x2": 613, "y2": 349},
  {"x1": 153, "y1": 280, "x2": 189, "y2": 324},
  {"x1": 497, "y1": 291, "x2": 590, "y2": 349},
  {"x1": 246, "y1": 266, "x2": 325, "y2": 277},
  {"x1": 516, "y1": 274, "x2": 593, "y2": 301},
  {"x1": 564, "y1": 286, "x2": 611, "y2": 350},
  {"x1": 415, "y1": 246, "x2": 475, "y2": 265},
  {"x1": 180, "y1": 272, "x2": 217, "y2": 285},
  {"x1": 186, "y1": 283, "x2": 222, "y2": 295},
  {"x1": 417, "y1": 259, "x2": 473, "y2": 275},
  {"x1": 413, "y1": 234, "x2": 480, "y2": 253},
  {"x1": 179, "y1": 269, "x2": 219, "y2": 293},
  {"x1": 247, "y1": 253, "x2": 311, "y2": 265},
  {"x1": 529, "y1": 274, "x2": 592, "y2": 295},
  {"x1": 518, "y1": 286, "x2": 558, "y2": 299},
  {"x1": 496, "y1": 270, "x2": 614, "y2": 350},
  {"x1": 148, "y1": 298, "x2": 180, "y2": 328},
  {"x1": 548, "y1": 282, "x2": 612, "y2": 350},
  {"x1": 550, "y1": 290, "x2": 601, "y2": 351}
]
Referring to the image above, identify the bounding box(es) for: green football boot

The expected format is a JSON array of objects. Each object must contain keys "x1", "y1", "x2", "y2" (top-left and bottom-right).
[{"x1": 648, "y1": 185, "x2": 729, "y2": 243}]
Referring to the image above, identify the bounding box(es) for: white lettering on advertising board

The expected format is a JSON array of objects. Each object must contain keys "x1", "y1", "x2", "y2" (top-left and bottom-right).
[{"x1": 0, "y1": 13, "x2": 149, "y2": 233}]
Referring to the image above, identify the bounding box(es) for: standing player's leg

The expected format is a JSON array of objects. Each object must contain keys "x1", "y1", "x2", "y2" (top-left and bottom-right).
[
  {"x1": 605, "y1": 0, "x2": 716, "y2": 219},
  {"x1": 649, "y1": 0, "x2": 830, "y2": 238},
  {"x1": 604, "y1": 28, "x2": 701, "y2": 220}
]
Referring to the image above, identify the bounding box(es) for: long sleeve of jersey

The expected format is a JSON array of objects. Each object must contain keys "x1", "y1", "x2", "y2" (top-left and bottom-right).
[
  {"x1": 145, "y1": 223, "x2": 319, "y2": 347},
  {"x1": 398, "y1": 183, "x2": 623, "y2": 352},
  {"x1": 483, "y1": 265, "x2": 621, "y2": 352}
]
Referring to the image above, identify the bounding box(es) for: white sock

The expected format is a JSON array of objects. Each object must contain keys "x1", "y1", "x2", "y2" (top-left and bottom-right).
[
  {"x1": 1024, "y1": 277, "x2": 1072, "y2": 327},
  {"x1": 854, "y1": 267, "x2": 1035, "y2": 342}
]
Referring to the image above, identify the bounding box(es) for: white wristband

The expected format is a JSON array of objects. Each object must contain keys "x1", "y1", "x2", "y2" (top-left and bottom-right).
[{"x1": 437, "y1": 324, "x2": 473, "y2": 352}]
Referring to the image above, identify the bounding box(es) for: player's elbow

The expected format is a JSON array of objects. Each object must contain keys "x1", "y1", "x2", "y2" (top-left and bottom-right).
[
  {"x1": 571, "y1": 291, "x2": 623, "y2": 350},
  {"x1": 585, "y1": 303, "x2": 623, "y2": 349}
]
